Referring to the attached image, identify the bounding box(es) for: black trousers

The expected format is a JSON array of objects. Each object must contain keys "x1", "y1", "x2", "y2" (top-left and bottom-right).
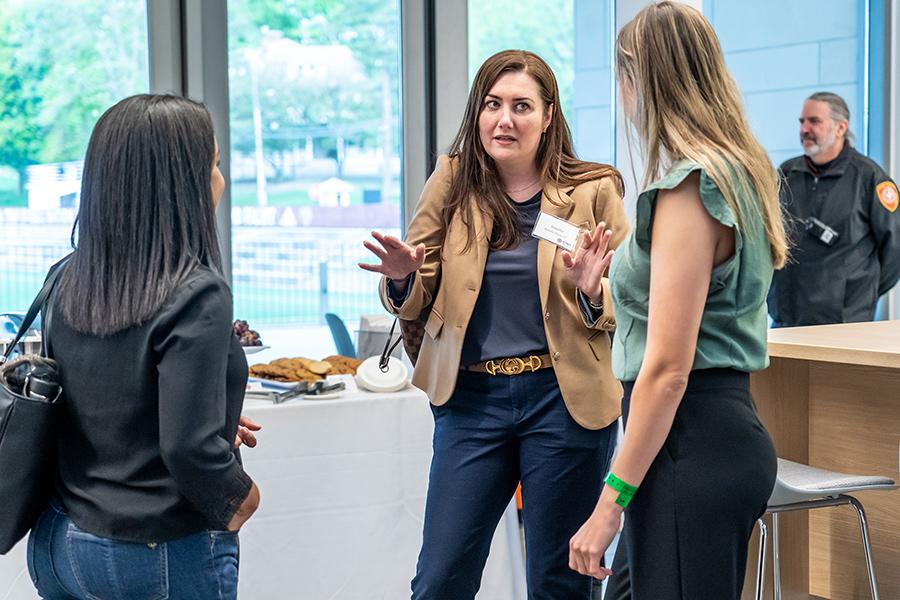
[{"x1": 607, "y1": 368, "x2": 776, "y2": 600}]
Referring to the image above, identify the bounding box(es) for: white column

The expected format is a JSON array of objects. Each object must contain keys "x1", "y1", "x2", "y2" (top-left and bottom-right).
[
  {"x1": 433, "y1": 0, "x2": 469, "y2": 155},
  {"x1": 400, "y1": 0, "x2": 428, "y2": 232}
]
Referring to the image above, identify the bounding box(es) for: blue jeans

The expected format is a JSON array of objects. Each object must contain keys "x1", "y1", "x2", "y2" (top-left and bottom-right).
[
  {"x1": 411, "y1": 368, "x2": 618, "y2": 600},
  {"x1": 27, "y1": 501, "x2": 239, "y2": 600}
]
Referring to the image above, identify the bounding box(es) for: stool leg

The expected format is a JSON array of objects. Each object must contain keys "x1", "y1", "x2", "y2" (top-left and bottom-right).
[
  {"x1": 847, "y1": 497, "x2": 880, "y2": 600},
  {"x1": 755, "y1": 518, "x2": 768, "y2": 600},
  {"x1": 772, "y1": 512, "x2": 782, "y2": 600}
]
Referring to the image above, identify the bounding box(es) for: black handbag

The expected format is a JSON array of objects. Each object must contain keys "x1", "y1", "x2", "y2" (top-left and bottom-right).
[{"x1": 0, "y1": 262, "x2": 66, "y2": 554}]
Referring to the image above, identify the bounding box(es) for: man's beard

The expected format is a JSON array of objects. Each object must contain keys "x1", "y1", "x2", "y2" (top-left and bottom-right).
[{"x1": 802, "y1": 128, "x2": 837, "y2": 160}]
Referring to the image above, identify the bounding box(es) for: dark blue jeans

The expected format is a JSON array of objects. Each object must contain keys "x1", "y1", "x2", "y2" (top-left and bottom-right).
[
  {"x1": 27, "y1": 501, "x2": 240, "y2": 600},
  {"x1": 411, "y1": 368, "x2": 618, "y2": 600}
]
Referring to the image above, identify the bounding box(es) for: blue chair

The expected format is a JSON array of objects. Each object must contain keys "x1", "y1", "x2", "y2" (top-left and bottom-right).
[
  {"x1": 325, "y1": 313, "x2": 356, "y2": 358},
  {"x1": 1, "y1": 312, "x2": 31, "y2": 336}
]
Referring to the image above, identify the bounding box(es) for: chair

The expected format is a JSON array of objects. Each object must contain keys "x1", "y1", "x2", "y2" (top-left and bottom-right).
[
  {"x1": 1, "y1": 313, "x2": 26, "y2": 335},
  {"x1": 324, "y1": 313, "x2": 356, "y2": 358},
  {"x1": 755, "y1": 457, "x2": 897, "y2": 600}
]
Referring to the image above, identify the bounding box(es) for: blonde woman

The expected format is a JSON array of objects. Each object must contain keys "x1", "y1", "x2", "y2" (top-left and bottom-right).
[{"x1": 568, "y1": 3, "x2": 787, "y2": 598}]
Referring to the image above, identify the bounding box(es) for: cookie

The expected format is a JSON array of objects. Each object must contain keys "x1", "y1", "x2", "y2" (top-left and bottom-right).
[{"x1": 323, "y1": 355, "x2": 362, "y2": 375}]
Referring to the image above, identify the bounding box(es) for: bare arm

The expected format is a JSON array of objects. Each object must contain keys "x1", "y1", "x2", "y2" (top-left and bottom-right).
[{"x1": 569, "y1": 171, "x2": 735, "y2": 577}]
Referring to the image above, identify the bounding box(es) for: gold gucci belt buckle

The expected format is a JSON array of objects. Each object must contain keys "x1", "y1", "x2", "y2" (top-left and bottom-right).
[{"x1": 485, "y1": 355, "x2": 543, "y2": 376}]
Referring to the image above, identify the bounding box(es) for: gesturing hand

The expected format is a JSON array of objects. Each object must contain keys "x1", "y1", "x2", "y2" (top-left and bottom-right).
[
  {"x1": 359, "y1": 231, "x2": 426, "y2": 283},
  {"x1": 561, "y1": 222, "x2": 614, "y2": 304}
]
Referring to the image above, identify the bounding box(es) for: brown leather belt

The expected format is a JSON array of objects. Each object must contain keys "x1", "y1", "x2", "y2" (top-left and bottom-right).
[{"x1": 465, "y1": 353, "x2": 553, "y2": 376}]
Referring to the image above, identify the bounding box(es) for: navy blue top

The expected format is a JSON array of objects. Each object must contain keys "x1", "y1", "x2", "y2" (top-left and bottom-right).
[{"x1": 460, "y1": 191, "x2": 548, "y2": 365}]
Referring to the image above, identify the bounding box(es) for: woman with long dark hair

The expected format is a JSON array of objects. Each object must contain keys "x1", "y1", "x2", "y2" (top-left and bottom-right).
[
  {"x1": 27, "y1": 94, "x2": 259, "y2": 600},
  {"x1": 361, "y1": 50, "x2": 629, "y2": 599}
]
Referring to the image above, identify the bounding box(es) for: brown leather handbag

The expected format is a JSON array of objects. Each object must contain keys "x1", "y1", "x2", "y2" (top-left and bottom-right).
[
  {"x1": 397, "y1": 306, "x2": 430, "y2": 367},
  {"x1": 394, "y1": 270, "x2": 439, "y2": 367}
]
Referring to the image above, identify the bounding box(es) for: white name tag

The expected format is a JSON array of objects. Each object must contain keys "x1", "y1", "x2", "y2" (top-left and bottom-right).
[{"x1": 531, "y1": 212, "x2": 583, "y2": 252}]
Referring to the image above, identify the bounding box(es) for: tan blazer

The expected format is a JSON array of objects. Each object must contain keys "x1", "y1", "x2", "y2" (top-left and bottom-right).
[{"x1": 380, "y1": 155, "x2": 629, "y2": 429}]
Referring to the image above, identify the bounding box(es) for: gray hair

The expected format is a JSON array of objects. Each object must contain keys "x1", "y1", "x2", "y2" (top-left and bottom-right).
[{"x1": 807, "y1": 91, "x2": 854, "y2": 143}]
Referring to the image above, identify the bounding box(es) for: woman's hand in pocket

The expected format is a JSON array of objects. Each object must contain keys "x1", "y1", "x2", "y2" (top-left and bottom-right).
[{"x1": 227, "y1": 481, "x2": 260, "y2": 532}]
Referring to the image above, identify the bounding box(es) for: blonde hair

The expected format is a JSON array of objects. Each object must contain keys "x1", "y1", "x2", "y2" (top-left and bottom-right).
[{"x1": 617, "y1": 2, "x2": 788, "y2": 268}]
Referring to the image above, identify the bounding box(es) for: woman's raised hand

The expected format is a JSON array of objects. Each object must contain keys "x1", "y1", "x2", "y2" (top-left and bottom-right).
[
  {"x1": 359, "y1": 231, "x2": 426, "y2": 282},
  {"x1": 561, "y1": 222, "x2": 614, "y2": 304}
]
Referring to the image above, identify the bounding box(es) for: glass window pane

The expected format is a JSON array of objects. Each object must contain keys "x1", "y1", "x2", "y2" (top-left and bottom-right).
[
  {"x1": 468, "y1": 0, "x2": 615, "y2": 164},
  {"x1": 227, "y1": 1, "x2": 403, "y2": 357},
  {"x1": 0, "y1": 0, "x2": 149, "y2": 321},
  {"x1": 705, "y1": 0, "x2": 867, "y2": 166}
]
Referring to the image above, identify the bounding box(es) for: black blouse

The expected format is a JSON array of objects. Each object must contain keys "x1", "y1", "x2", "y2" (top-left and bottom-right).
[{"x1": 47, "y1": 265, "x2": 252, "y2": 542}]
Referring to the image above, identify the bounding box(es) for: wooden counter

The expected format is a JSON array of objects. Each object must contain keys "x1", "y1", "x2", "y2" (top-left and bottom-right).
[{"x1": 742, "y1": 321, "x2": 900, "y2": 600}]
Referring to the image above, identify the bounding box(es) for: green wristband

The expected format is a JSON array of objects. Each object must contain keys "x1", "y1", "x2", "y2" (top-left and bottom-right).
[{"x1": 604, "y1": 472, "x2": 638, "y2": 508}]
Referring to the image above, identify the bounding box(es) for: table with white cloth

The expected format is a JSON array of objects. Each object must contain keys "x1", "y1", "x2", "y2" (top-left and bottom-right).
[{"x1": 0, "y1": 377, "x2": 527, "y2": 600}]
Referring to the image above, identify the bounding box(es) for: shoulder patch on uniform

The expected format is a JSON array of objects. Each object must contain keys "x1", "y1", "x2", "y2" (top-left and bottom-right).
[{"x1": 876, "y1": 181, "x2": 898, "y2": 213}]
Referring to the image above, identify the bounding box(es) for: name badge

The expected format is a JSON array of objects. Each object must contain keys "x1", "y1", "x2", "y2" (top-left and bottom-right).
[{"x1": 531, "y1": 212, "x2": 583, "y2": 252}]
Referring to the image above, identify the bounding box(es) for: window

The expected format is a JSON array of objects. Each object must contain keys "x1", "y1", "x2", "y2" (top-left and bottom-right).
[
  {"x1": 227, "y1": 1, "x2": 403, "y2": 355},
  {"x1": 468, "y1": 0, "x2": 615, "y2": 164},
  {"x1": 0, "y1": 0, "x2": 149, "y2": 316}
]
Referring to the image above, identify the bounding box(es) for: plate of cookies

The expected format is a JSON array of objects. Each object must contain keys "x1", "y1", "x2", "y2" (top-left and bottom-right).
[{"x1": 248, "y1": 355, "x2": 363, "y2": 389}]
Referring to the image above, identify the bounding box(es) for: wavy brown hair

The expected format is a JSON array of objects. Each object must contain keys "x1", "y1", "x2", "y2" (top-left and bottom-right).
[
  {"x1": 617, "y1": 2, "x2": 788, "y2": 267},
  {"x1": 444, "y1": 49, "x2": 622, "y2": 252}
]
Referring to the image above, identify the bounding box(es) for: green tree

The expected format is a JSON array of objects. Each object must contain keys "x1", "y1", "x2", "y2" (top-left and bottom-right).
[
  {"x1": 468, "y1": 0, "x2": 575, "y2": 119},
  {"x1": 22, "y1": 0, "x2": 148, "y2": 163},
  {"x1": 0, "y1": 2, "x2": 45, "y2": 199},
  {"x1": 227, "y1": 0, "x2": 402, "y2": 181},
  {"x1": 0, "y1": 0, "x2": 148, "y2": 201}
]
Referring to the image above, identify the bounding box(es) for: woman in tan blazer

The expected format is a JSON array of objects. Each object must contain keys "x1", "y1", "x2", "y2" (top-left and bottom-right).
[{"x1": 361, "y1": 50, "x2": 628, "y2": 599}]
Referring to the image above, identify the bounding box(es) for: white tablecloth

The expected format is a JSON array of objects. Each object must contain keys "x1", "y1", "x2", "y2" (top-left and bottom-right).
[{"x1": 0, "y1": 378, "x2": 526, "y2": 600}]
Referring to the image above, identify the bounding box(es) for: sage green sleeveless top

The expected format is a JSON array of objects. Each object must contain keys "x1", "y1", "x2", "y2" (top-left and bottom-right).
[{"x1": 609, "y1": 161, "x2": 774, "y2": 381}]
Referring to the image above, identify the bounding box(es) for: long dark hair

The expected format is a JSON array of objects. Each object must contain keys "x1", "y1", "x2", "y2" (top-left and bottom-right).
[
  {"x1": 444, "y1": 49, "x2": 622, "y2": 252},
  {"x1": 57, "y1": 94, "x2": 222, "y2": 336}
]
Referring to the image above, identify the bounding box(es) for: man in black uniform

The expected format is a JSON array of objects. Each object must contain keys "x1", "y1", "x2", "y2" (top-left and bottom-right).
[{"x1": 769, "y1": 92, "x2": 900, "y2": 327}]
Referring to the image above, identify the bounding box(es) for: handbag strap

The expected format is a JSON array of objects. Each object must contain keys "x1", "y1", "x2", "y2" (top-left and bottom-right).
[
  {"x1": 1, "y1": 255, "x2": 70, "y2": 365},
  {"x1": 378, "y1": 318, "x2": 404, "y2": 372}
]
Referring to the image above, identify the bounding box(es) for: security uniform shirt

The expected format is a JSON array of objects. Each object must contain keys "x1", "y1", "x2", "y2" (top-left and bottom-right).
[{"x1": 768, "y1": 143, "x2": 900, "y2": 327}]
